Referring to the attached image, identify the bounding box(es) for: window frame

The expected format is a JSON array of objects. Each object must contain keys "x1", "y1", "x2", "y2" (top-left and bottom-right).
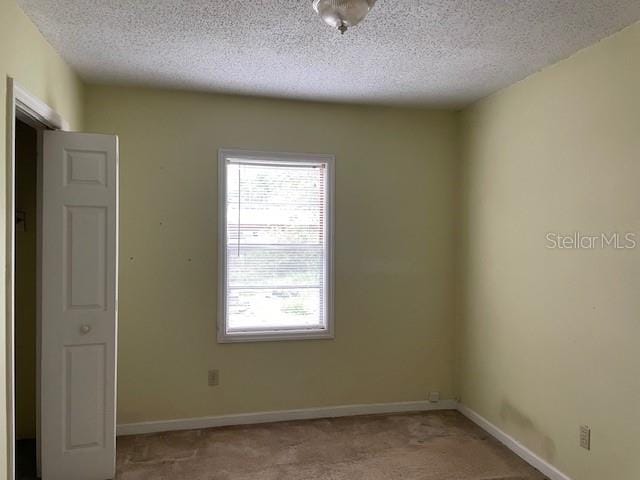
[{"x1": 217, "y1": 149, "x2": 335, "y2": 343}]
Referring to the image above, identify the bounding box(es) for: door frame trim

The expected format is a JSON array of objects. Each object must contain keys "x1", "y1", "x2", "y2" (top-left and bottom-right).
[{"x1": 5, "y1": 77, "x2": 68, "y2": 480}]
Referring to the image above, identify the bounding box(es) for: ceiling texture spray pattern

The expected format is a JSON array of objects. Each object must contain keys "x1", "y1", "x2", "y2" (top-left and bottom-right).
[{"x1": 17, "y1": 0, "x2": 640, "y2": 106}]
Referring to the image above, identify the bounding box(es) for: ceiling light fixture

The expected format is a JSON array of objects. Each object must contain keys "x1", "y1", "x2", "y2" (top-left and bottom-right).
[{"x1": 312, "y1": 0, "x2": 377, "y2": 34}]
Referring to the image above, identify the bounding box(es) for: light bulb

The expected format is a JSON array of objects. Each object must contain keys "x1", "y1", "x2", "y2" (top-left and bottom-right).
[{"x1": 312, "y1": 0, "x2": 377, "y2": 34}]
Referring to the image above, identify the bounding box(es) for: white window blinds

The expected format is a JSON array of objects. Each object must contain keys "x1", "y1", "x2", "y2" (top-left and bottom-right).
[{"x1": 219, "y1": 151, "x2": 334, "y2": 342}]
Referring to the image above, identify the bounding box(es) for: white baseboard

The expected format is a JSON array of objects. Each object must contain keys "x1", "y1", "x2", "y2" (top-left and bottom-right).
[
  {"x1": 457, "y1": 404, "x2": 572, "y2": 480},
  {"x1": 117, "y1": 399, "x2": 457, "y2": 436},
  {"x1": 117, "y1": 400, "x2": 571, "y2": 480}
]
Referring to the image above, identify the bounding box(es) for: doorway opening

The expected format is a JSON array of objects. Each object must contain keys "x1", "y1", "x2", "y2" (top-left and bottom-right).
[
  {"x1": 8, "y1": 80, "x2": 118, "y2": 480},
  {"x1": 14, "y1": 119, "x2": 39, "y2": 480},
  {"x1": 7, "y1": 80, "x2": 68, "y2": 480}
]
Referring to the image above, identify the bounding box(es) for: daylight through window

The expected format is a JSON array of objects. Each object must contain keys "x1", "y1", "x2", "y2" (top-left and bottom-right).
[{"x1": 218, "y1": 150, "x2": 334, "y2": 342}]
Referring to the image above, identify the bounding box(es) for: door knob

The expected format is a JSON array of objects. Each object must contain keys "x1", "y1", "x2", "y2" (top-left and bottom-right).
[{"x1": 80, "y1": 324, "x2": 92, "y2": 335}]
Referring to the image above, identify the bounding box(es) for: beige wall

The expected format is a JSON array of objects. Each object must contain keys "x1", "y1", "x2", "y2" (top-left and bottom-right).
[
  {"x1": 459, "y1": 21, "x2": 640, "y2": 480},
  {"x1": 84, "y1": 86, "x2": 459, "y2": 424},
  {"x1": 1, "y1": 0, "x2": 84, "y2": 472}
]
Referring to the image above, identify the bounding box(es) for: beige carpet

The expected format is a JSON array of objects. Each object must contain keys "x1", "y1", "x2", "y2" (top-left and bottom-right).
[{"x1": 116, "y1": 411, "x2": 548, "y2": 479}]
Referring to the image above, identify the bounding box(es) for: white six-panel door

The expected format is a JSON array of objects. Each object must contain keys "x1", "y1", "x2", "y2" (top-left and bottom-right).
[{"x1": 41, "y1": 132, "x2": 118, "y2": 480}]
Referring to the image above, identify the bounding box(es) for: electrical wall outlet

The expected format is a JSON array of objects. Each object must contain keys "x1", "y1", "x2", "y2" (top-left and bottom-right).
[
  {"x1": 580, "y1": 425, "x2": 591, "y2": 450},
  {"x1": 208, "y1": 369, "x2": 220, "y2": 387},
  {"x1": 428, "y1": 391, "x2": 440, "y2": 403}
]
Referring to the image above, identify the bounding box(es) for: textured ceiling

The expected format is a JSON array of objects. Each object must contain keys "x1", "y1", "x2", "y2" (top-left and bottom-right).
[{"x1": 17, "y1": 0, "x2": 640, "y2": 107}]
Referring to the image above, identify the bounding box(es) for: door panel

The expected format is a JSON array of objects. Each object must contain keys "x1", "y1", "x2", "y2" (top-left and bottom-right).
[
  {"x1": 65, "y1": 206, "x2": 107, "y2": 310},
  {"x1": 41, "y1": 132, "x2": 118, "y2": 480},
  {"x1": 63, "y1": 344, "x2": 106, "y2": 451}
]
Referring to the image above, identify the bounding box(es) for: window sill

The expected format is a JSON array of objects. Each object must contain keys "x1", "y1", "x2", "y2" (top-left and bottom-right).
[{"x1": 217, "y1": 329, "x2": 334, "y2": 344}]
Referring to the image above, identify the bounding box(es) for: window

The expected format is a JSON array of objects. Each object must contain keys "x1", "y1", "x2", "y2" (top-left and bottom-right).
[{"x1": 218, "y1": 150, "x2": 334, "y2": 342}]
